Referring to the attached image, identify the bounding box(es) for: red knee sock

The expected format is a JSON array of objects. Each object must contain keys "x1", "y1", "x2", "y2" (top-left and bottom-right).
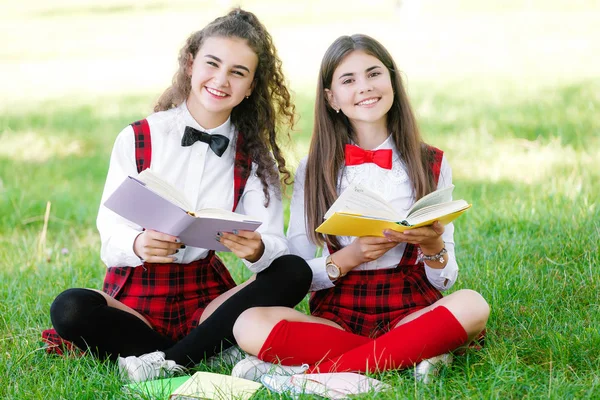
[
  {"x1": 258, "y1": 320, "x2": 372, "y2": 366},
  {"x1": 308, "y1": 306, "x2": 467, "y2": 374}
]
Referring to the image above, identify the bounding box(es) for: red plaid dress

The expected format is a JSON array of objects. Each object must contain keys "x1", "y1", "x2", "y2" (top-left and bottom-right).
[
  {"x1": 43, "y1": 119, "x2": 252, "y2": 352},
  {"x1": 309, "y1": 146, "x2": 445, "y2": 339}
]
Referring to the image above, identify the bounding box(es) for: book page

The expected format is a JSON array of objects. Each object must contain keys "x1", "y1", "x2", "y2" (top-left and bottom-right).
[
  {"x1": 136, "y1": 169, "x2": 192, "y2": 211},
  {"x1": 407, "y1": 184, "x2": 454, "y2": 217},
  {"x1": 124, "y1": 376, "x2": 190, "y2": 399},
  {"x1": 170, "y1": 371, "x2": 261, "y2": 400},
  {"x1": 324, "y1": 183, "x2": 402, "y2": 221},
  {"x1": 406, "y1": 199, "x2": 470, "y2": 226},
  {"x1": 291, "y1": 373, "x2": 389, "y2": 398},
  {"x1": 104, "y1": 177, "x2": 194, "y2": 235},
  {"x1": 194, "y1": 208, "x2": 260, "y2": 222},
  {"x1": 261, "y1": 373, "x2": 389, "y2": 399}
]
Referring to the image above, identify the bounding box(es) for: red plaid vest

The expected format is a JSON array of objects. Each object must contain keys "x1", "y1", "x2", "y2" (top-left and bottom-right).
[{"x1": 102, "y1": 119, "x2": 252, "y2": 297}]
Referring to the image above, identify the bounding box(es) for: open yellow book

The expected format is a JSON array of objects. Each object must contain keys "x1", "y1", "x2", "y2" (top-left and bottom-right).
[
  {"x1": 316, "y1": 183, "x2": 471, "y2": 237},
  {"x1": 169, "y1": 371, "x2": 261, "y2": 400}
]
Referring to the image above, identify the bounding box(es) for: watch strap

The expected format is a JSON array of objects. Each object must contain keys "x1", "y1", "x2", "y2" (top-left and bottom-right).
[{"x1": 326, "y1": 255, "x2": 345, "y2": 280}]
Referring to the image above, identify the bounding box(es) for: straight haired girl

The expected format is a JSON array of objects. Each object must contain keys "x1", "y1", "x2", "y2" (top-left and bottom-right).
[{"x1": 231, "y1": 34, "x2": 489, "y2": 381}]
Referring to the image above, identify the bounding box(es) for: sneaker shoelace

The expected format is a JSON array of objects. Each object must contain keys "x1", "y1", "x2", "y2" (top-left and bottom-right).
[{"x1": 138, "y1": 353, "x2": 185, "y2": 378}]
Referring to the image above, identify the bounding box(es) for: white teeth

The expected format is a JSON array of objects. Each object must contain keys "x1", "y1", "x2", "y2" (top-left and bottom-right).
[
  {"x1": 206, "y1": 87, "x2": 227, "y2": 97},
  {"x1": 357, "y1": 98, "x2": 378, "y2": 106}
]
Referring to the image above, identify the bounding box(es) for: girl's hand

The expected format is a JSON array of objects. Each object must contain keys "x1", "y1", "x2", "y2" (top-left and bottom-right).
[
  {"x1": 337, "y1": 236, "x2": 398, "y2": 268},
  {"x1": 383, "y1": 221, "x2": 445, "y2": 254},
  {"x1": 133, "y1": 229, "x2": 183, "y2": 263},
  {"x1": 218, "y1": 230, "x2": 265, "y2": 263}
]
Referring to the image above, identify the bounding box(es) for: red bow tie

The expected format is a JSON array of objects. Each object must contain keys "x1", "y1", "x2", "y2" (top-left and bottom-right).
[{"x1": 344, "y1": 144, "x2": 392, "y2": 170}]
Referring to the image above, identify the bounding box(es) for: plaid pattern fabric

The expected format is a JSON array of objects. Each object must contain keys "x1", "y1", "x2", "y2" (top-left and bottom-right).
[
  {"x1": 233, "y1": 131, "x2": 252, "y2": 205},
  {"x1": 41, "y1": 328, "x2": 84, "y2": 356},
  {"x1": 310, "y1": 265, "x2": 443, "y2": 338},
  {"x1": 114, "y1": 254, "x2": 236, "y2": 341},
  {"x1": 398, "y1": 145, "x2": 444, "y2": 266},
  {"x1": 133, "y1": 119, "x2": 152, "y2": 173},
  {"x1": 311, "y1": 146, "x2": 446, "y2": 338}
]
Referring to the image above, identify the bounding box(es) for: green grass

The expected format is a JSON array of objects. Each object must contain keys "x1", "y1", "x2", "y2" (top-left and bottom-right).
[
  {"x1": 1, "y1": 79, "x2": 598, "y2": 399},
  {"x1": 1, "y1": 1, "x2": 600, "y2": 399}
]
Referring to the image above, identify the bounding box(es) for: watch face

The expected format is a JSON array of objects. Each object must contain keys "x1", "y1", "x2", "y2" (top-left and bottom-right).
[{"x1": 326, "y1": 263, "x2": 340, "y2": 279}]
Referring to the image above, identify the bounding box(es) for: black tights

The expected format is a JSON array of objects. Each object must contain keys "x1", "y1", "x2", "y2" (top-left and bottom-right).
[{"x1": 50, "y1": 255, "x2": 312, "y2": 366}]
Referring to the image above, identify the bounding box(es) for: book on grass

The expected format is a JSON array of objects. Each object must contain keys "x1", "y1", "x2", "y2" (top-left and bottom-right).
[
  {"x1": 124, "y1": 375, "x2": 191, "y2": 400},
  {"x1": 169, "y1": 371, "x2": 262, "y2": 400},
  {"x1": 315, "y1": 183, "x2": 471, "y2": 237},
  {"x1": 104, "y1": 169, "x2": 262, "y2": 251},
  {"x1": 261, "y1": 372, "x2": 390, "y2": 399}
]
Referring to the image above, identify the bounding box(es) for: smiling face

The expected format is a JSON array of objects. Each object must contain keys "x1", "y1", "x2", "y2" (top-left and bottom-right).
[
  {"x1": 186, "y1": 36, "x2": 258, "y2": 128},
  {"x1": 325, "y1": 50, "x2": 394, "y2": 132}
]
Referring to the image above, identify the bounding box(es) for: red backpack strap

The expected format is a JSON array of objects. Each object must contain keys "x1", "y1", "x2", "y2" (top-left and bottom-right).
[
  {"x1": 427, "y1": 145, "x2": 444, "y2": 185},
  {"x1": 131, "y1": 119, "x2": 152, "y2": 173},
  {"x1": 399, "y1": 145, "x2": 444, "y2": 265},
  {"x1": 102, "y1": 119, "x2": 152, "y2": 298},
  {"x1": 326, "y1": 243, "x2": 336, "y2": 255},
  {"x1": 232, "y1": 132, "x2": 252, "y2": 211}
]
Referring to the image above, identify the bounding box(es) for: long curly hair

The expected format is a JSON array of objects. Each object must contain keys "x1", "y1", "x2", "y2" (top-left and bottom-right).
[
  {"x1": 305, "y1": 34, "x2": 437, "y2": 249},
  {"x1": 155, "y1": 8, "x2": 295, "y2": 205}
]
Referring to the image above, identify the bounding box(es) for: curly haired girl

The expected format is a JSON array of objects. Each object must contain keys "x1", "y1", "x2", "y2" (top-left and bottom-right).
[{"x1": 46, "y1": 8, "x2": 311, "y2": 382}]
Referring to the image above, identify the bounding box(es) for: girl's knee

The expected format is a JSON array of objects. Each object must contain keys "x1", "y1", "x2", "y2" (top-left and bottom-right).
[
  {"x1": 233, "y1": 307, "x2": 274, "y2": 353},
  {"x1": 456, "y1": 289, "x2": 490, "y2": 330},
  {"x1": 273, "y1": 255, "x2": 312, "y2": 280},
  {"x1": 233, "y1": 308, "x2": 266, "y2": 340},
  {"x1": 465, "y1": 289, "x2": 490, "y2": 317},
  {"x1": 264, "y1": 255, "x2": 312, "y2": 296},
  {"x1": 50, "y1": 288, "x2": 106, "y2": 333}
]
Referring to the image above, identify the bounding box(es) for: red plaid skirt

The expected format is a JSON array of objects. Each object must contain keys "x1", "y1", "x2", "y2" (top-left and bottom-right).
[
  {"x1": 310, "y1": 263, "x2": 442, "y2": 338},
  {"x1": 105, "y1": 253, "x2": 237, "y2": 342}
]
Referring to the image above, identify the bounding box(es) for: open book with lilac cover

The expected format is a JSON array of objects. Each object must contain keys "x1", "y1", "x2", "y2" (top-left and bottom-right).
[
  {"x1": 104, "y1": 169, "x2": 261, "y2": 251},
  {"x1": 315, "y1": 183, "x2": 471, "y2": 237}
]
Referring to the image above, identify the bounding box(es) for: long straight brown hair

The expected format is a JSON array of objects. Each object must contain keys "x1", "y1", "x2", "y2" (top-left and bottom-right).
[{"x1": 305, "y1": 34, "x2": 436, "y2": 249}]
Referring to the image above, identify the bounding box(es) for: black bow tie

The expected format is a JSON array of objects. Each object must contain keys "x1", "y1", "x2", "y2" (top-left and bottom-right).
[{"x1": 181, "y1": 126, "x2": 230, "y2": 157}]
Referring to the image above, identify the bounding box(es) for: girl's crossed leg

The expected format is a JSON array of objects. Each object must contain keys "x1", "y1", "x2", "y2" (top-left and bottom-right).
[{"x1": 233, "y1": 289, "x2": 489, "y2": 372}]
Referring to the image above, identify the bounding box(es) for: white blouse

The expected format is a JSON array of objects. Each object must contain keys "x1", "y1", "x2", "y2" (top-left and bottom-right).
[
  {"x1": 287, "y1": 136, "x2": 459, "y2": 291},
  {"x1": 96, "y1": 102, "x2": 288, "y2": 273}
]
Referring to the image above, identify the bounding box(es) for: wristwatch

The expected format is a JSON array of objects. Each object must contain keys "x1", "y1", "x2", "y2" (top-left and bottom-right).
[{"x1": 326, "y1": 255, "x2": 345, "y2": 281}]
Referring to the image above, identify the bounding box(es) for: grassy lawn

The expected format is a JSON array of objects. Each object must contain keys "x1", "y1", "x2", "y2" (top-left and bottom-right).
[{"x1": 1, "y1": 1, "x2": 599, "y2": 399}]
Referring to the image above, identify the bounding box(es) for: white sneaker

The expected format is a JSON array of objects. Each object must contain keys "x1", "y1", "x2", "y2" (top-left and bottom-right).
[
  {"x1": 414, "y1": 353, "x2": 453, "y2": 384},
  {"x1": 118, "y1": 351, "x2": 186, "y2": 382},
  {"x1": 231, "y1": 355, "x2": 308, "y2": 382},
  {"x1": 206, "y1": 346, "x2": 246, "y2": 368}
]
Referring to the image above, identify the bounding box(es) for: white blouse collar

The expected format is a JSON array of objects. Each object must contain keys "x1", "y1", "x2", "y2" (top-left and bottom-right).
[
  {"x1": 180, "y1": 101, "x2": 233, "y2": 139},
  {"x1": 351, "y1": 134, "x2": 399, "y2": 157}
]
